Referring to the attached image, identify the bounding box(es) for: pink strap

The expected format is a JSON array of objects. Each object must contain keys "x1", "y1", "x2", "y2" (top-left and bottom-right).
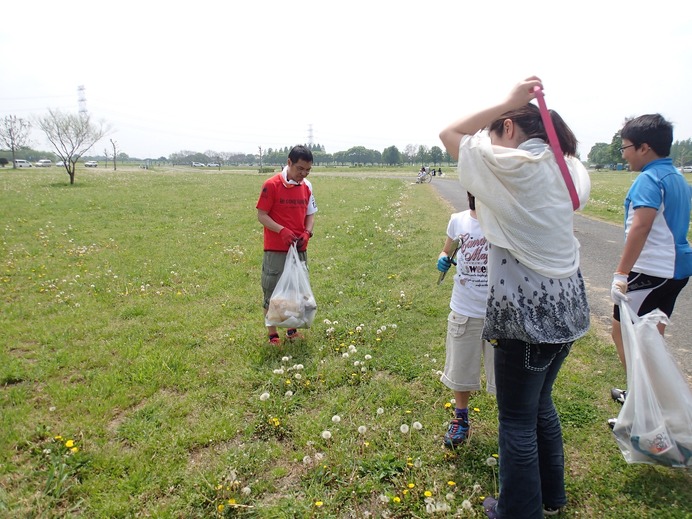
[{"x1": 533, "y1": 86, "x2": 580, "y2": 211}]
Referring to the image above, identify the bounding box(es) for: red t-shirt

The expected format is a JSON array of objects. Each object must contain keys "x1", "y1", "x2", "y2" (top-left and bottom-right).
[{"x1": 256, "y1": 173, "x2": 314, "y2": 252}]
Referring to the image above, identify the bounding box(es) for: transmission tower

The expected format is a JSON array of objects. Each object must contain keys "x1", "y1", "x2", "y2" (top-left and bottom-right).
[
  {"x1": 78, "y1": 85, "x2": 87, "y2": 114},
  {"x1": 307, "y1": 124, "x2": 314, "y2": 147}
]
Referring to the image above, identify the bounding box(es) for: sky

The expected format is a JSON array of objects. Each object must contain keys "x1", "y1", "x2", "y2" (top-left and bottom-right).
[{"x1": 2, "y1": 0, "x2": 691, "y2": 161}]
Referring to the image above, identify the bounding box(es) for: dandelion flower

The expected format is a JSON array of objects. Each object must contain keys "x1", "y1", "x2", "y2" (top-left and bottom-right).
[
  {"x1": 358, "y1": 425, "x2": 367, "y2": 434},
  {"x1": 342, "y1": 352, "x2": 349, "y2": 358},
  {"x1": 217, "y1": 504, "x2": 224, "y2": 512},
  {"x1": 400, "y1": 424, "x2": 409, "y2": 434},
  {"x1": 447, "y1": 481, "x2": 456, "y2": 486},
  {"x1": 294, "y1": 373, "x2": 302, "y2": 380},
  {"x1": 376, "y1": 329, "x2": 382, "y2": 335},
  {"x1": 356, "y1": 326, "x2": 362, "y2": 332},
  {"x1": 259, "y1": 392, "x2": 270, "y2": 401},
  {"x1": 281, "y1": 356, "x2": 290, "y2": 362},
  {"x1": 314, "y1": 501, "x2": 323, "y2": 507},
  {"x1": 474, "y1": 407, "x2": 480, "y2": 412},
  {"x1": 323, "y1": 319, "x2": 332, "y2": 325},
  {"x1": 273, "y1": 368, "x2": 284, "y2": 375},
  {"x1": 444, "y1": 402, "x2": 452, "y2": 409},
  {"x1": 377, "y1": 407, "x2": 384, "y2": 415},
  {"x1": 321, "y1": 430, "x2": 332, "y2": 440},
  {"x1": 285, "y1": 390, "x2": 293, "y2": 397},
  {"x1": 332, "y1": 415, "x2": 341, "y2": 423},
  {"x1": 70, "y1": 447, "x2": 79, "y2": 453},
  {"x1": 407, "y1": 483, "x2": 415, "y2": 489},
  {"x1": 364, "y1": 354, "x2": 372, "y2": 360},
  {"x1": 393, "y1": 496, "x2": 401, "y2": 503},
  {"x1": 424, "y1": 490, "x2": 432, "y2": 497},
  {"x1": 486, "y1": 457, "x2": 497, "y2": 467},
  {"x1": 295, "y1": 364, "x2": 304, "y2": 370},
  {"x1": 412, "y1": 421, "x2": 422, "y2": 430},
  {"x1": 65, "y1": 440, "x2": 74, "y2": 448}
]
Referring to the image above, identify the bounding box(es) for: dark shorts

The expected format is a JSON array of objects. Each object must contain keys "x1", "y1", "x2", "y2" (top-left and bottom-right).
[
  {"x1": 613, "y1": 272, "x2": 688, "y2": 321},
  {"x1": 261, "y1": 250, "x2": 308, "y2": 308}
]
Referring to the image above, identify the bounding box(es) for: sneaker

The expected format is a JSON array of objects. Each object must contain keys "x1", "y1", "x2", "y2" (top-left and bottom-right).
[
  {"x1": 607, "y1": 418, "x2": 617, "y2": 429},
  {"x1": 482, "y1": 496, "x2": 499, "y2": 519},
  {"x1": 610, "y1": 388, "x2": 627, "y2": 405},
  {"x1": 285, "y1": 329, "x2": 304, "y2": 341},
  {"x1": 544, "y1": 506, "x2": 562, "y2": 515},
  {"x1": 443, "y1": 418, "x2": 469, "y2": 449},
  {"x1": 268, "y1": 334, "x2": 281, "y2": 346}
]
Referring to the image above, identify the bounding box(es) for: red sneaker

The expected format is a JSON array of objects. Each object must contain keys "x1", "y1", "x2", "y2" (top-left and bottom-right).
[{"x1": 285, "y1": 329, "x2": 304, "y2": 341}]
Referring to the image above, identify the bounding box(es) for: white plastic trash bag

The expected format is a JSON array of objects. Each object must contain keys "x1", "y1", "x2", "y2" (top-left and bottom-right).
[
  {"x1": 613, "y1": 302, "x2": 692, "y2": 467},
  {"x1": 265, "y1": 244, "x2": 317, "y2": 329}
]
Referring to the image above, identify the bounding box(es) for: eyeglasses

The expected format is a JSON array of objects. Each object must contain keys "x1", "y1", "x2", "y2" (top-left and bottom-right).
[{"x1": 619, "y1": 144, "x2": 635, "y2": 154}]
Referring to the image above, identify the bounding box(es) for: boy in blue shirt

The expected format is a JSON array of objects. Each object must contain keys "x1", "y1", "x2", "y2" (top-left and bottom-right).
[{"x1": 609, "y1": 114, "x2": 692, "y2": 421}]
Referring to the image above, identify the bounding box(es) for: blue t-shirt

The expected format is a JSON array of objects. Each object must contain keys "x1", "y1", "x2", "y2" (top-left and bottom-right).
[{"x1": 625, "y1": 158, "x2": 692, "y2": 279}]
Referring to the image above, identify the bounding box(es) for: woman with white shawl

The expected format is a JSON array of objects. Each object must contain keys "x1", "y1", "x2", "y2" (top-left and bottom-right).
[{"x1": 439, "y1": 77, "x2": 590, "y2": 519}]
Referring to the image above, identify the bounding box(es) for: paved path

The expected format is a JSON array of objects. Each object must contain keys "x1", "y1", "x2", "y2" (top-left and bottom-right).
[{"x1": 430, "y1": 176, "x2": 692, "y2": 381}]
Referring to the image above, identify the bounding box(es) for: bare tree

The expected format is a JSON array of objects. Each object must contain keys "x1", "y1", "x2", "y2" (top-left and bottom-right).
[
  {"x1": 104, "y1": 147, "x2": 111, "y2": 168},
  {"x1": 0, "y1": 116, "x2": 32, "y2": 169},
  {"x1": 110, "y1": 139, "x2": 118, "y2": 171},
  {"x1": 37, "y1": 109, "x2": 108, "y2": 184}
]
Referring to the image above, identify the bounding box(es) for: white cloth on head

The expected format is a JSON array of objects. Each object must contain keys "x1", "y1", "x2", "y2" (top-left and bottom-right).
[{"x1": 457, "y1": 132, "x2": 590, "y2": 278}]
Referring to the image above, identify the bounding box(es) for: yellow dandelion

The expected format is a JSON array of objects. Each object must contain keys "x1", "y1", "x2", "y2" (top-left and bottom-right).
[
  {"x1": 424, "y1": 491, "x2": 432, "y2": 497},
  {"x1": 364, "y1": 441, "x2": 370, "y2": 447},
  {"x1": 315, "y1": 501, "x2": 324, "y2": 507},
  {"x1": 65, "y1": 440, "x2": 74, "y2": 448},
  {"x1": 217, "y1": 504, "x2": 224, "y2": 512},
  {"x1": 376, "y1": 337, "x2": 381, "y2": 342},
  {"x1": 393, "y1": 497, "x2": 401, "y2": 503},
  {"x1": 447, "y1": 481, "x2": 456, "y2": 486},
  {"x1": 216, "y1": 484, "x2": 223, "y2": 490},
  {"x1": 70, "y1": 447, "x2": 79, "y2": 453},
  {"x1": 474, "y1": 407, "x2": 480, "y2": 412},
  {"x1": 403, "y1": 489, "x2": 409, "y2": 495},
  {"x1": 492, "y1": 453, "x2": 499, "y2": 458},
  {"x1": 285, "y1": 379, "x2": 292, "y2": 385},
  {"x1": 444, "y1": 402, "x2": 452, "y2": 409},
  {"x1": 228, "y1": 498, "x2": 236, "y2": 505},
  {"x1": 54, "y1": 435, "x2": 63, "y2": 441},
  {"x1": 407, "y1": 483, "x2": 415, "y2": 489}
]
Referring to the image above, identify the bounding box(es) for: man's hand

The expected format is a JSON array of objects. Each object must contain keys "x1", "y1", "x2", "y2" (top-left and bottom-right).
[
  {"x1": 437, "y1": 255, "x2": 452, "y2": 273},
  {"x1": 611, "y1": 273, "x2": 629, "y2": 304},
  {"x1": 296, "y1": 230, "x2": 311, "y2": 250},
  {"x1": 279, "y1": 227, "x2": 298, "y2": 247}
]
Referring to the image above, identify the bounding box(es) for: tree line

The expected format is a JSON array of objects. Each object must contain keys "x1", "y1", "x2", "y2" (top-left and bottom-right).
[{"x1": 588, "y1": 129, "x2": 692, "y2": 169}]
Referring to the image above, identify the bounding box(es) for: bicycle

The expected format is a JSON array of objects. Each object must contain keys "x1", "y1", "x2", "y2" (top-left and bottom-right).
[{"x1": 415, "y1": 170, "x2": 432, "y2": 184}]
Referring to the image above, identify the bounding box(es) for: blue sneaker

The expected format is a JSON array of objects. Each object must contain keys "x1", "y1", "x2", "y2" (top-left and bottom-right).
[
  {"x1": 482, "y1": 496, "x2": 499, "y2": 518},
  {"x1": 443, "y1": 418, "x2": 469, "y2": 448}
]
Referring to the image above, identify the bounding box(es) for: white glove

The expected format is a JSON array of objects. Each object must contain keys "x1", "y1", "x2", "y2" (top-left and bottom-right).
[{"x1": 610, "y1": 273, "x2": 629, "y2": 304}]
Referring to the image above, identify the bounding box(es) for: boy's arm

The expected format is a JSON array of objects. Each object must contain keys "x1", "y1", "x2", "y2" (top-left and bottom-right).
[{"x1": 615, "y1": 207, "x2": 657, "y2": 274}]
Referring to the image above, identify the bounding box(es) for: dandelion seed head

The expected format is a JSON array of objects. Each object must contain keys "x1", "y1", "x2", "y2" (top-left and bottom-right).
[
  {"x1": 364, "y1": 354, "x2": 372, "y2": 360},
  {"x1": 412, "y1": 421, "x2": 423, "y2": 430},
  {"x1": 241, "y1": 486, "x2": 251, "y2": 495},
  {"x1": 358, "y1": 425, "x2": 367, "y2": 434},
  {"x1": 281, "y1": 356, "x2": 290, "y2": 362},
  {"x1": 259, "y1": 392, "x2": 270, "y2": 401},
  {"x1": 377, "y1": 407, "x2": 384, "y2": 415},
  {"x1": 400, "y1": 424, "x2": 410, "y2": 434},
  {"x1": 332, "y1": 415, "x2": 341, "y2": 423},
  {"x1": 285, "y1": 390, "x2": 293, "y2": 397},
  {"x1": 303, "y1": 455, "x2": 312, "y2": 465},
  {"x1": 486, "y1": 457, "x2": 497, "y2": 467},
  {"x1": 462, "y1": 499, "x2": 472, "y2": 510},
  {"x1": 414, "y1": 459, "x2": 422, "y2": 468},
  {"x1": 321, "y1": 430, "x2": 332, "y2": 440}
]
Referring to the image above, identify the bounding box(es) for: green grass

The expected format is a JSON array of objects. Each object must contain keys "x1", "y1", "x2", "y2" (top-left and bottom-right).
[{"x1": 1, "y1": 166, "x2": 690, "y2": 518}]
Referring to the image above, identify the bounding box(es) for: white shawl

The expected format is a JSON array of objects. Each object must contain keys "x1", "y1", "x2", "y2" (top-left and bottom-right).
[{"x1": 457, "y1": 132, "x2": 591, "y2": 278}]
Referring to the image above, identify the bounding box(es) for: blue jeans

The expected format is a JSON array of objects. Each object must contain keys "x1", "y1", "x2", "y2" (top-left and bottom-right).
[{"x1": 494, "y1": 339, "x2": 572, "y2": 519}]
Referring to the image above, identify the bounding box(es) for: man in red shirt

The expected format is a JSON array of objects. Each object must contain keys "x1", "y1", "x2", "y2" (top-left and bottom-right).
[{"x1": 256, "y1": 145, "x2": 317, "y2": 345}]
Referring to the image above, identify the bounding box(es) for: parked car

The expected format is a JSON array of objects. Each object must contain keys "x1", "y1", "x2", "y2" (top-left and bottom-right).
[
  {"x1": 683, "y1": 166, "x2": 692, "y2": 173},
  {"x1": 14, "y1": 159, "x2": 32, "y2": 167},
  {"x1": 207, "y1": 163, "x2": 220, "y2": 167},
  {"x1": 55, "y1": 161, "x2": 66, "y2": 167},
  {"x1": 35, "y1": 159, "x2": 52, "y2": 167},
  {"x1": 84, "y1": 161, "x2": 98, "y2": 168},
  {"x1": 192, "y1": 162, "x2": 205, "y2": 167}
]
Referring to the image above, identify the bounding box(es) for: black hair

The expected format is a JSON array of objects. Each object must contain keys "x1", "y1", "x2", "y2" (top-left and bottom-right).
[
  {"x1": 621, "y1": 114, "x2": 673, "y2": 157},
  {"x1": 488, "y1": 103, "x2": 578, "y2": 156},
  {"x1": 467, "y1": 192, "x2": 476, "y2": 211},
  {"x1": 288, "y1": 145, "x2": 314, "y2": 163}
]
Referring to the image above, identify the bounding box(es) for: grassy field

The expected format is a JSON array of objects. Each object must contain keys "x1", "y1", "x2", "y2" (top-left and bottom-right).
[{"x1": 1, "y1": 166, "x2": 690, "y2": 518}]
